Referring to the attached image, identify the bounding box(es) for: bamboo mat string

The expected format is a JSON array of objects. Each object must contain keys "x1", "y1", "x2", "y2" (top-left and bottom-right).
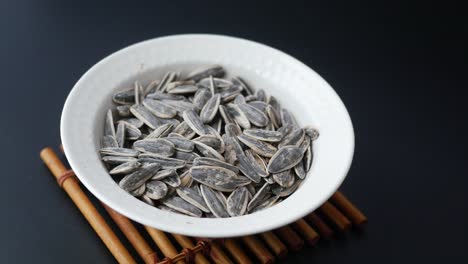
[{"x1": 171, "y1": 235, "x2": 210, "y2": 264}]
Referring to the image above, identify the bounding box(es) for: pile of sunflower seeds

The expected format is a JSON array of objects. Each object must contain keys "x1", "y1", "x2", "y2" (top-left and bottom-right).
[{"x1": 100, "y1": 65, "x2": 319, "y2": 218}]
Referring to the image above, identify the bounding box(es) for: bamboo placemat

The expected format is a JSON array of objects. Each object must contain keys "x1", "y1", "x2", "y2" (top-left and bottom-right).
[{"x1": 41, "y1": 146, "x2": 367, "y2": 264}]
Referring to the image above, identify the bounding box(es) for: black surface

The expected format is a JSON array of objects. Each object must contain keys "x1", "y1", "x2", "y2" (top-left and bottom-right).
[{"x1": 2, "y1": 0, "x2": 467, "y2": 263}]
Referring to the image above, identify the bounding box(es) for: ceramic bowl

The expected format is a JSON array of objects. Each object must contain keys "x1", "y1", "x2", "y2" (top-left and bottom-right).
[{"x1": 61, "y1": 34, "x2": 354, "y2": 237}]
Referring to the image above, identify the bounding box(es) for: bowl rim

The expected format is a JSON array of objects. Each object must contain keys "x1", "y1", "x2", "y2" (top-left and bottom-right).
[{"x1": 61, "y1": 34, "x2": 354, "y2": 237}]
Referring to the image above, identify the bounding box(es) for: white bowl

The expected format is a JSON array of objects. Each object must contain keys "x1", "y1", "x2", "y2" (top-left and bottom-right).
[{"x1": 61, "y1": 34, "x2": 354, "y2": 238}]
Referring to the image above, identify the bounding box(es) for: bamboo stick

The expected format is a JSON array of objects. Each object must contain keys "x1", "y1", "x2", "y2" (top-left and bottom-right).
[
  {"x1": 319, "y1": 201, "x2": 351, "y2": 231},
  {"x1": 224, "y1": 238, "x2": 253, "y2": 264},
  {"x1": 40, "y1": 147, "x2": 136, "y2": 264},
  {"x1": 145, "y1": 226, "x2": 185, "y2": 264},
  {"x1": 259, "y1": 231, "x2": 288, "y2": 258},
  {"x1": 172, "y1": 234, "x2": 210, "y2": 264},
  {"x1": 292, "y1": 219, "x2": 320, "y2": 246},
  {"x1": 274, "y1": 226, "x2": 304, "y2": 251},
  {"x1": 102, "y1": 204, "x2": 158, "y2": 264},
  {"x1": 331, "y1": 191, "x2": 368, "y2": 227},
  {"x1": 240, "y1": 236, "x2": 274, "y2": 264},
  {"x1": 305, "y1": 212, "x2": 334, "y2": 240}
]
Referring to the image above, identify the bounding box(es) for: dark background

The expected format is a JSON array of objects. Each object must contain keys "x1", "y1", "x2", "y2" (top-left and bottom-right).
[{"x1": 1, "y1": 0, "x2": 467, "y2": 263}]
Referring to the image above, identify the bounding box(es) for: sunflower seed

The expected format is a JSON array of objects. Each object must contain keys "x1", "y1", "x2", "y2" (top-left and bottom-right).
[
  {"x1": 193, "y1": 157, "x2": 239, "y2": 173},
  {"x1": 231, "y1": 76, "x2": 254, "y2": 95},
  {"x1": 226, "y1": 104, "x2": 250, "y2": 129},
  {"x1": 145, "y1": 180, "x2": 168, "y2": 200},
  {"x1": 183, "y1": 110, "x2": 209, "y2": 136},
  {"x1": 193, "y1": 135, "x2": 224, "y2": 153},
  {"x1": 130, "y1": 104, "x2": 160, "y2": 129},
  {"x1": 115, "y1": 122, "x2": 125, "y2": 147},
  {"x1": 168, "y1": 84, "x2": 198, "y2": 94},
  {"x1": 134, "y1": 82, "x2": 141, "y2": 105},
  {"x1": 248, "y1": 101, "x2": 268, "y2": 112},
  {"x1": 272, "y1": 170, "x2": 295, "y2": 188},
  {"x1": 234, "y1": 94, "x2": 246, "y2": 104},
  {"x1": 238, "y1": 103, "x2": 269, "y2": 127},
  {"x1": 176, "y1": 186, "x2": 210, "y2": 213},
  {"x1": 244, "y1": 150, "x2": 269, "y2": 177},
  {"x1": 219, "y1": 105, "x2": 235, "y2": 124},
  {"x1": 162, "y1": 172, "x2": 181, "y2": 188},
  {"x1": 101, "y1": 135, "x2": 118, "y2": 148},
  {"x1": 225, "y1": 123, "x2": 242, "y2": 137},
  {"x1": 138, "y1": 155, "x2": 186, "y2": 169},
  {"x1": 247, "y1": 183, "x2": 270, "y2": 211},
  {"x1": 190, "y1": 166, "x2": 250, "y2": 192},
  {"x1": 254, "y1": 89, "x2": 266, "y2": 101},
  {"x1": 162, "y1": 100, "x2": 198, "y2": 113},
  {"x1": 145, "y1": 124, "x2": 173, "y2": 139},
  {"x1": 144, "y1": 79, "x2": 160, "y2": 95},
  {"x1": 250, "y1": 195, "x2": 279, "y2": 213},
  {"x1": 186, "y1": 65, "x2": 224, "y2": 82},
  {"x1": 119, "y1": 163, "x2": 161, "y2": 191},
  {"x1": 243, "y1": 129, "x2": 283, "y2": 142},
  {"x1": 109, "y1": 161, "x2": 141, "y2": 175},
  {"x1": 304, "y1": 144, "x2": 313, "y2": 172},
  {"x1": 102, "y1": 156, "x2": 137, "y2": 165},
  {"x1": 152, "y1": 169, "x2": 176, "y2": 180},
  {"x1": 147, "y1": 91, "x2": 185, "y2": 101},
  {"x1": 222, "y1": 135, "x2": 238, "y2": 164},
  {"x1": 267, "y1": 146, "x2": 304, "y2": 173},
  {"x1": 266, "y1": 105, "x2": 280, "y2": 128},
  {"x1": 100, "y1": 147, "x2": 139, "y2": 157},
  {"x1": 226, "y1": 187, "x2": 249, "y2": 216},
  {"x1": 237, "y1": 134, "x2": 277, "y2": 157},
  {"x1": 193, "y1": 141, "x2": 225, "y2": 161},
  {"x1": 304, "y1": 126, "x2": 320, "y2": 141},
  {"x1": 104, "y1": 109, "x2": 116, "y2": 137},
  {"x1": 155, "y1": 72, "x2": 178, "y2": 92},
  {"x1": 294, "y1": 159, "x2": 307, "y2": 179},
  {"x1": 200, "y1": 94, "x2": 221, "y2": 123},
  {"x1": 280, "y1": 109, "x2": 298, "y2": 128},
  {"x1": 220, "y1": 85, "x2": 242, "y2": 103},
  {"x1": 133, "y1": 139, "x2": 175, "y2": 157},
  {"x1": 199, "y1": 77, "x2": 233, "y2": 89},
  {"x1": 193, "y1": 88, "x2": 212, "y2": 109},
  {"x1": 264, "y1": 176, "x2": 275, "y2": 184},
  {"x1": 116, "y1": 105, "x2": 131, "y2": 117},
  {"x1": 162, "y1": 196, "x2": 202, "y2": 217},
  {"x1": 279, "y1": 128, "x2": 305, "y2": 148},
  {"x1": 113, "y1": 88, "x2": 135, "y2": 105},
  {"x1": 245, "y1": 95, "x2": 257, "y2": 102},
  {"x1": 180, "y1": 171, "x2": 194, "y2": 188},
  {"x1": 141, "y1": 195, "x2": 155, "y2": 206},
  {"x1": 130, "y1": 183, "x2": 146, "y2": 196},
  {"x1": 142, "y1": 99, "x2": 177, "y2": 119},
  {"x1": 212, "y1": 118, "x2": 223, "y2": 134},
  {"x1": 125, "y1": 123, "x2": 142, "y2": 140},
  {"x1": 174, "y1": 151, "x2": 199, "y2": 162},
  {"x1": 298, "y1": 134, "x2": 310, "y2": 154},
  {"x1": 200, "y1": 185, "x2": 229, "y2": 218},
  {"x1": 272, "y1": 180, "x2": 302, "y2": 197}
]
